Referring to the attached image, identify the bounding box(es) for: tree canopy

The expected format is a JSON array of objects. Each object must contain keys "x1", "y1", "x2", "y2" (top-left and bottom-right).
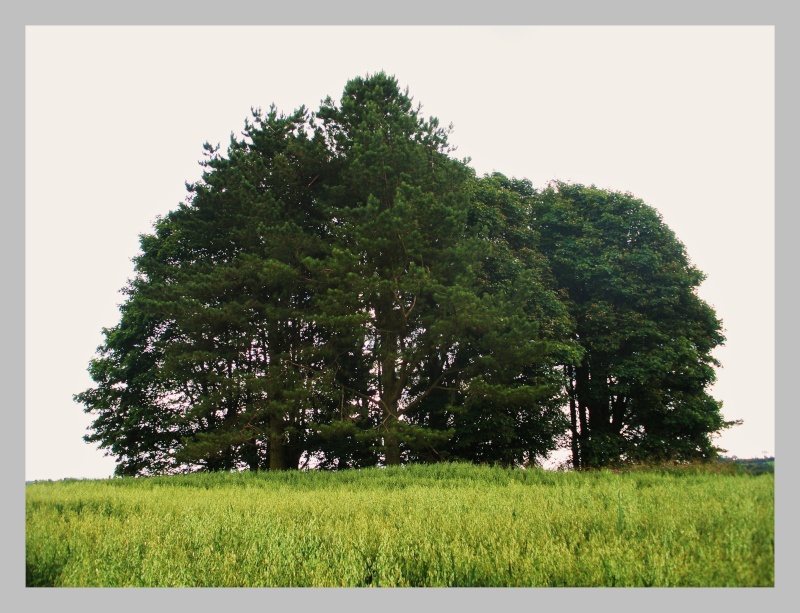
[
  {"x1": 531, "y1": 182, "x2": 734, "y2": 467},
  {"x1": 76, "y1": 73, "x2": 733, "y2": 475}
]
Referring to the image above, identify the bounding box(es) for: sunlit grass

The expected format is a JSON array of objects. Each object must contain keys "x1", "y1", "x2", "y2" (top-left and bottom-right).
[{"x1": 26, "y1": 462, "x2": 774, "y2": 587}]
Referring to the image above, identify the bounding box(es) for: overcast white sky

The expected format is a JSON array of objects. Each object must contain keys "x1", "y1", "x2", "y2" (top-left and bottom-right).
[{"x1": 25, "y1": 26, "x2": 774, "y2": 481}]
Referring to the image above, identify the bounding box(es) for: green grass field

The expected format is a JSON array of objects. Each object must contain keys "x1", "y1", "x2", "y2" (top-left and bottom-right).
[{"x1": 25, "y1": 462, "x2": 774, "y2": 587}]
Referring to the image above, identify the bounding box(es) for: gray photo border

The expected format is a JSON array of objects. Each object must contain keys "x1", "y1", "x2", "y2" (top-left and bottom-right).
[{"x1": 4, "y1": 1, "x2": 794, "y2": 610}]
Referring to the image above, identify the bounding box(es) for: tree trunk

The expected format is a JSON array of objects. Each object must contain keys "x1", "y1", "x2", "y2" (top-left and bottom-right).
[
  {"x1": 576, "y1": 364, "x2": 590, "y2": 468},
  {"x1": 384, "y1": 427, "x2": 402, "y2": 466},
  {"x1": 566, "y1": 366, "x2": 581, "y2": 469},
  {"x1": 269, "y1": 437, "x2": 286, "y2": 471},
  {"x1": 376, "y1": 294, "x2": 404, "y2": 466},
  {"x1": 611, "y1": 393, "x2": 626, "y2": 435},
  {"x1": 383, "y1": 395, "x2": 402, "y2": 466},
  {"x1": 269, "y1": 408, "x2": 286, "y2": 470}
]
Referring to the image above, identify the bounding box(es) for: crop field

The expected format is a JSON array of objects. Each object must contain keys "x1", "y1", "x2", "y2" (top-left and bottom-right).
[{"x1": 25, "y1": 462, "x2": 774, "y2": 587}]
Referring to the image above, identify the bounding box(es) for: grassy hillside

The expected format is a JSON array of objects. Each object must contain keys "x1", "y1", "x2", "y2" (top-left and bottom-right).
[{"x1": 26, "y1": 462, "x2": 774, "y2": 587}]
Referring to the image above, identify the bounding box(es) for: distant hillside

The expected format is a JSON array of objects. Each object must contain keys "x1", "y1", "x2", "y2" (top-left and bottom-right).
[{"x1": 720, "y1": 456, "x2": 775, "y2": 474}]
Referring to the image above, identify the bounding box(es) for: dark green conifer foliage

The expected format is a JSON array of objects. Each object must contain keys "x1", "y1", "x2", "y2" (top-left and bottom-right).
[
  {"x1": 76, "y1": 75, "x2": 731, "y2": 476},
  {"x1": 310, "y1": 73, "x2": 485, "y2": 465},
  {"x1": 438, "y1": 173, "x2": 579, "y2": 467},
  {"x1": 74, "y1": 291, "x2": 183, "y2": 476},
  {"x1": 78, "y1": 106, "x2": 337, "y2": 473},
  {"x1": 310, "y1": 76, "x2": 576, "y2": 466},
  {"x1": 532, "y1": 182, "x2": 732, "y2": 468}
]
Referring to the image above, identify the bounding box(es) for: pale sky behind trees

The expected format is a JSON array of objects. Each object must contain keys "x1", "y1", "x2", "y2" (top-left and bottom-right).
[{"x1": 25, "y1": 26, "x2": 774, "y2": 481}]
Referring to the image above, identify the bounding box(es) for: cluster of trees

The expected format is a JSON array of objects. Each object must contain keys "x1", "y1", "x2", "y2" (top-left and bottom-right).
[{"x1": 76, "y1": 73, "x2": 735, "y2": 476}]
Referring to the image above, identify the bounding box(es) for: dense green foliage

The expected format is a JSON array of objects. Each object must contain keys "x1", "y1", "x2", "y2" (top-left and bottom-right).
[
  {"x1": 26, "y1": 463, "x2": 774, "y2": 587},
  {"x1": 76, "y1": 72, "x2": 730, "y2": 474},
  {"x1": 531, "y1": 183, "x2": 733, "y2": 468}
]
